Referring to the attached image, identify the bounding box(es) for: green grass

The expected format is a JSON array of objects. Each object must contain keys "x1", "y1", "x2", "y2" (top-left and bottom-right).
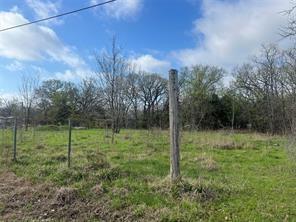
[{"x1": 0, "y1": 128, "x2": 296, "y2": 221}]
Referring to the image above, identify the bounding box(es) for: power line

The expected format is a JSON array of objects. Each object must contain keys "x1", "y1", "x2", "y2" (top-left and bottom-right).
[{"x1": 0, "y1": 0, "x2": 117, "y2": 33}]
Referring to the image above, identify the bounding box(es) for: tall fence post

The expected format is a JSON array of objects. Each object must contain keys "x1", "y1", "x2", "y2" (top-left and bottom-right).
[
  {"x1": 13, "y1": 118, "x2": 17, "y2": 161},
  {"x1": 68, "y1": 119, "x2": 72, "y2": 168},
  {"x1": 2, "y1": 120, "x2": 4, "y2": 154},
  {"x1": 169, "y1": 69, "x2": 180, "y2": 182}
]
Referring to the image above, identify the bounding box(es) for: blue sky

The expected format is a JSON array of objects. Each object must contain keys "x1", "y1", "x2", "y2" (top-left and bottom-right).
[{"x1": 0, "y1": 0, "x2": 292, "y2": 99}]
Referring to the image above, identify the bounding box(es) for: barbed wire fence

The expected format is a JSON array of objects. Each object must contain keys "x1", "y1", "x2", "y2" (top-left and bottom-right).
[
  {"x1": 0, "y1": 117, "x2": 18, "y2": 164},
  {"x1": 0, "y1": 114, "x2": 116, "y2": 168},
  {"x1": 286, "y1": 114, "x2": 296, "y2": 160}
]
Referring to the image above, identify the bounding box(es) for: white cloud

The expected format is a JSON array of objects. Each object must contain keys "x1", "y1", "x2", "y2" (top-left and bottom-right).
[
  {"x1": 130, "y1": 54, "x2": 171, "y2": 74},
  {"x1": 29, "y1": 65, "x2": 94, "y2": 82},
  {"x1": 26, "y1": 0, "x2": 62, "y2": 24},
  {"x1": 174, "y1": 0, "x2": 292, "y2": 69},
  {"x1": 0, "y1": 11, "x2": 92, "y2": 81},
  {"x1": 54, "y1": 69, "x2": 77, "y2": 81},
  {"x1": 0, "y1": 12, "x2": 86, "y2": 70},
  {"x1": 0, "y1": 91, "x2": 18, "y2": 102},
  {"x1": 53, "y1": 68, "x2": 94, "y2": 81},
  {"x1": 5, "y1": 61, "x2": 24, "y2": 72},
  {"x1": 91, "y1": 0, "x2": 143, "y2": 20}
]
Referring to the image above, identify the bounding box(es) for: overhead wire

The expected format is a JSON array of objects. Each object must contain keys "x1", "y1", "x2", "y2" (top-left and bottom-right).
[{"x1": 0, "y1": 0, "x2": 117, "y2": 32}]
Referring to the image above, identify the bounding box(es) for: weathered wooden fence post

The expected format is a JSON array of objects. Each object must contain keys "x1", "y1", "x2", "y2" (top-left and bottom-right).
[
  {"x1": 2, "y1": 120, "x2": 4, "y2": 154},
  {"x1": 20, "y1": 102, "x2": 24, "y2": 142},
  {"x1": 68, "y1": 119, "x2": 72, "y2": 168},
  {"x1": 13, "y1": 118, "x2": 17, "y2": 161},
  {"x1": 169, "y1": 69, "x2": 180, "y2": 182}
]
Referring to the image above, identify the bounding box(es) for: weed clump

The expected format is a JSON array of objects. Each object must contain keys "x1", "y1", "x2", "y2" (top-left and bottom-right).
[
  {"x1": 54, "y1": 187, "x2": 78, "y2": 206},
  {"x1": 86, "y1": 151, "x2": 110, "y2": 170},
  {"x1": 52, "y1": 155, "x2": 67, "y2": 162},
  {"x1": 171, "y1": 179, "x2": 193, "y2": 198},
  {"x1": 35, "y1": 144, "x2": 45, "y2": 149},
  {"x1": 38, "y1": 166, "x2": 54, "y2": 177},
  {"x1": 54, "y1": 168, "x2": 86, "y2": 185},
  {"x1": 195, "y1": 154, "x2": 219, "y2": 171},
  {"x1": 91, "y1": 184, "x2": 104, "y2": 196},
  {"x1": 15, "y1": 155, "x2": 31, "y2": 166},
  {"x1": 213, "y1": 141, "x2": 239, "y2": 150},
  {"x1": 98, "y1": 167, "x2": 128, "y2": 182},
  {"x1": 171, "y1": 179, "x2": 215, "y2": 201},
  {"x1": 124, "y1": 135, "x2": 131, "y2": 140}
]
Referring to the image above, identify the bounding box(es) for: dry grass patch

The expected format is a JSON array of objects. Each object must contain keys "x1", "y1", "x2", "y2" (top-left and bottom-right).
[
  {"x1": 123, "y1": 134, "x2": 132, "y2": 140},
  {"x1": 86, "y1": 151, "x2": 110, "y2": 170},
  {"x1": 91, "y1": 184, "x2": 104, "y2": 196},
  {"x1": 212, "y1": 141, "x2": 240, "y2": 150},
  {"x1": 149, "y1": 177, "x2": 216, "y2": 202},
  {"x1": 54, "y1": 187, "x2": 78, "y2": 206},
  {"x1": 170, "y1": 179, "x2": 216, "y2": 201},
  {"x1": 195, "y1": 154, "x2": 219, "y2": 171},
  {"x1": 0, "y1": 171, "x2": 136, "y2": 221}
]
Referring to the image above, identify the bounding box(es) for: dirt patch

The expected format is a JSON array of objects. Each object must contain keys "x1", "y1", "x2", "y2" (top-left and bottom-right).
[
  {"x1": 0, "y1": 171, "x2": 53, "y2": 221},
  {"x1": 0, "y1": 171, "x2": 138, "y2": 221}
]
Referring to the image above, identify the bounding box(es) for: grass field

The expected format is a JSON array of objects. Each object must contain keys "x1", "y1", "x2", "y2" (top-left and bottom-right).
[{"x1": 0, "y1": 128, "x2": 295, "y2": 221}]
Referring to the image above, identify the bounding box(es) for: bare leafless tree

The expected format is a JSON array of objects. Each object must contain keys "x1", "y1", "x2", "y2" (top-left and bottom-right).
[
  {"x1": 76, "y1": 77, "x2": 103, "y2": 127},
  {"x1": 19, "y1": 74, "x2": 39, "y2": 131},
  {"x1": 234, "y1": 45, "x2": 288, "y2": 134},
  {"x1": 0, "y1": 98, "x2": 20, "y2": 117},
  {"x1": 281, "y1": 1, "x2": 296, "y2": 38},
  {"x1": 95, "y1": 37, "x2": 130, "y2": 142},
  {"x1": 124, "y1": 71, "x2": 139, "y2": 128},
  {"x1": 138, "y1": 72, "x2": 167, "y2": 129}
]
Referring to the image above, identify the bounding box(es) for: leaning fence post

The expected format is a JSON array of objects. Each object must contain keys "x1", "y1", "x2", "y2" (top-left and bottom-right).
[
  {"x1": 68, "y1": 119, "x2": 72, "y2": 168},
  {"x1": 13, "y1": 118, "x2": 17, "y2": 161},
  {"x1": 169, "y1": 69, "x2": 180, "y2": 182}
]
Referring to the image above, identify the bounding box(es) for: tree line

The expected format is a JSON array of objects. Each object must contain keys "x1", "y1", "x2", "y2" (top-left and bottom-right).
[
  {"x1": 1, "y1": 42, "x2": 296, "y2": 136},
  {"x1": 2, "y1": 2, "x2": 296, "y2": 136}
]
